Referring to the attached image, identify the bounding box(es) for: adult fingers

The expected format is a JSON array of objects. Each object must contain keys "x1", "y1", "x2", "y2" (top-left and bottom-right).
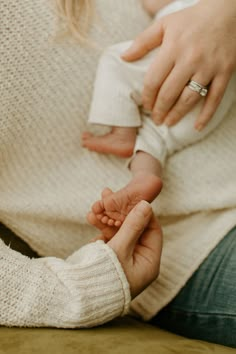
[
  {"x1": 137, "y1": 214, "x2": 163, "y2": 263},
  {"x1": 195, "y1": 74, "x2": 230, "y2": 131},
  {"x1": 142, "y1": 46, "x2": 174, "y2": 111},
  {"x1": 163, "y1": 73, "x2": 211, "y2": 127},
  {"x1": 108, "y1": 201, "x2": 152, "y2": 256},
  {"x1": 151, "y1": 63, "x2": 192, "y2": 124},
  {"x1": 121, "y1": 21, "x2": 164, "y2": 62}
]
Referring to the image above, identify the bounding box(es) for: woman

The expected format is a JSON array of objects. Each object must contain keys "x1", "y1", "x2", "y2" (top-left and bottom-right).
[
  {"x1": 123, "y1": 0, "x2": 236, "y2": 347},
  {"x1": 0, "y1": 0, "x2": 161, "y2": 327},
  {"x1": 0, "y1": 0, "x2": 236, "y2": 348}
]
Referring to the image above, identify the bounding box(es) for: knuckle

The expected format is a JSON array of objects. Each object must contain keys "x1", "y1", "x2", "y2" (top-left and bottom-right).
[
  {"x1": 159, "y1": 88, "x2": 175, "y2": 105},
  {"x1": 143, "y1": 77, "x2": 158, "y2": 93},
  {"x1": 156, "y1": 93, "x2": 170, "y2": 108},
  {"x1": 164, "y1": 38, "x2": 177, "y2": 52},
  {"x1": 182, "y1": 92, "x2": 197, "y2": 106},
  {"x1": 186, "y1": 48, "x2": 203, "y2": 66}
]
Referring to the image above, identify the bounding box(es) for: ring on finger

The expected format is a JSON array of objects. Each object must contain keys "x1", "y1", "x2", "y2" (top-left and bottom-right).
[{"x1": 187, "y1": 80, "x2": 208, "y2": 97}]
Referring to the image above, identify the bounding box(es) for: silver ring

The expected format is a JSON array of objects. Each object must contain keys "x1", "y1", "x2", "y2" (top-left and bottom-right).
[{"x1": 187, "y1": 80, "x2": 208, "y2": 97}]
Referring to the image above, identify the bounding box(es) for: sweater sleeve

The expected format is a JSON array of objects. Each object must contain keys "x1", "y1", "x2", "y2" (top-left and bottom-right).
[{"x1": 0, "y1": 239, "x2": 131, "y2": 328}]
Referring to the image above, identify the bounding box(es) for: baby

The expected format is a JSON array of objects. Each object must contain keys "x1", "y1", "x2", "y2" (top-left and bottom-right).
[{"x1": 82, "y1": 0, "x2": 235, "y2": 227}]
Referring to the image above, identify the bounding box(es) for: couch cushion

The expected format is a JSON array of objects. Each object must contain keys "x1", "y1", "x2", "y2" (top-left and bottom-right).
[{"x1": 0, "y1": 317, "x2": 234, "y2": 354}]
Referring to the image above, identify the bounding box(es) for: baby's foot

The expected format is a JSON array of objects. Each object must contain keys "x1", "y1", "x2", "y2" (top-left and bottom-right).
[
  {"x1": 82, "y1": 127, "x2": 136, "y2": 158},
  {"x1": 92, "y1": 172, "x2": 162, "y2": 226},
  {"x1": 87, "y1": 208, "x2": 119, "y2": 242}
]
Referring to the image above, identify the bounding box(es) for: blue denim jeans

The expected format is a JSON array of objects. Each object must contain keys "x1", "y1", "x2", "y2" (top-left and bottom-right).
[{"x1": 151, "y1": 226, "x2": 236, "y2": 348}]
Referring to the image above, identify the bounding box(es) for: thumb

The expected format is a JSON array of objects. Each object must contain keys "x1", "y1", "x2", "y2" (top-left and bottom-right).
[
  {"x1": 121, "y1": 21, "x2": 163, "y2": 62},
  {"x1": 108, "y1": 201, "x2": 152, "y2": 253}
]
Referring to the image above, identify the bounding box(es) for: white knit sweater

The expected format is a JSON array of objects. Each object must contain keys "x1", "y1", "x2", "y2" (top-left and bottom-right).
[{"x1": 0, "y1": 0, "x2": 236, "y2": 327}]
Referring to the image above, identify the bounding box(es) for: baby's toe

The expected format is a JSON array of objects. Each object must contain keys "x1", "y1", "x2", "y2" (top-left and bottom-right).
[
  {"x1": 101, "y1": 215, "x2": 109, "y2": 224},
  {"x1": 92, "y1": 200, "x2": 104, "y2": 214},
  {"x1": 101, "y1": 187, "x2": 113, "y2": 199},
  {"x1": 108, "y1": 219, "x2": 115, "y2": 226},
  {"x1": 114, "y1": 220, "x2": 122, "y2": 227},
  {"x1": 81, "y1": 131, "x2": 93, "y2": 140}
]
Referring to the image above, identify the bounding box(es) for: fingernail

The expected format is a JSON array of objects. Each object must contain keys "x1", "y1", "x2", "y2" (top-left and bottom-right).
[
  {"x1": 121, "y1": 53, "x2": 127, "y2": 59},
  {"x1": 195, "y1": 124, "x2": 204, "y2": 131},
  {"x1": 153, "y1": 117, "x2": 162, "y2": 125},
  {"x1": 135, "y1": 200, "x2": 151, "y2": 216},
  {"x1": 165, "y1": 119, "x2": 172, "y2": 127},
  {"x1": 121, "y1": 47, "x2": 134, "y2": 58}
]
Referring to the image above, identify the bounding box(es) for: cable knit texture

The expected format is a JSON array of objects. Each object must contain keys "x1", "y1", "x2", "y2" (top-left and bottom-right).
[{"x1": 0, "y1": 0, "x2": 236, "y2": 326}]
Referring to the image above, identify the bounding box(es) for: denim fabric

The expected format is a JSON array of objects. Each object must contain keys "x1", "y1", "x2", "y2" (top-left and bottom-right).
[{"x1": 151, "y1": 226, "x2": 236, "y2": 348}]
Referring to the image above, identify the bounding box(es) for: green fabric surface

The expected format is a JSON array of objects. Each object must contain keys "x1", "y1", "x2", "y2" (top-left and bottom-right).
[{"x1": 0, "y1": 317, "x2": 234, "y2": 354}]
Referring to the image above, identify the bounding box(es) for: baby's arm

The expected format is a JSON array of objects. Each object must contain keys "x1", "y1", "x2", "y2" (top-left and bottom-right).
[{"x1": 142, "y1": 0, "x2": 173, "y2": 16}]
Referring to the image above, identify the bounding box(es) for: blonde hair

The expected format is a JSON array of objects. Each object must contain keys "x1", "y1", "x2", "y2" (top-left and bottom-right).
[{"x1": 55, "y1": 0, "x2": 93, "y2": 42}]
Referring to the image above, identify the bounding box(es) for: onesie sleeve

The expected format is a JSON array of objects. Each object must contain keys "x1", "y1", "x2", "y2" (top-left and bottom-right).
[{"x1": 0, "y1": 239, "x2": 131, "y2": 328}]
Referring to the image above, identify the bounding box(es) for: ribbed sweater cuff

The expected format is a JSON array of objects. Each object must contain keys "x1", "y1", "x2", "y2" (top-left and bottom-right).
[
  {"x1": 42, "y1": 240, "x2": 131, "y2": 327},
  {"x1": 0, "y1": 239, "x2": 130, "y2": 328}
]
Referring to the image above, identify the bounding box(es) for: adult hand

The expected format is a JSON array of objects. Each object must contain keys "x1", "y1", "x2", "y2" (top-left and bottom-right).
[
  {"x1": 123, "y1": 0, "x2": 236, "y2": 130},
  {"x1": 87, "y1": 199, "x2": 162, "y2": 298}
]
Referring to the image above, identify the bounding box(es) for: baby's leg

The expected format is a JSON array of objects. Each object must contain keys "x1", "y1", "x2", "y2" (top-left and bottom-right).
[
  {"x1": 91, "y1": 67, "x2": 235, "y2": 226},
  {"x1": 92, "y1": 151, "x2": 162, "y2": 226},
  {"x1": 82, "y1": 126, "x2": 136, "y2": 158},
  {"x1": 82, "y1": 41, "x2": 145, "y2": 158}
]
